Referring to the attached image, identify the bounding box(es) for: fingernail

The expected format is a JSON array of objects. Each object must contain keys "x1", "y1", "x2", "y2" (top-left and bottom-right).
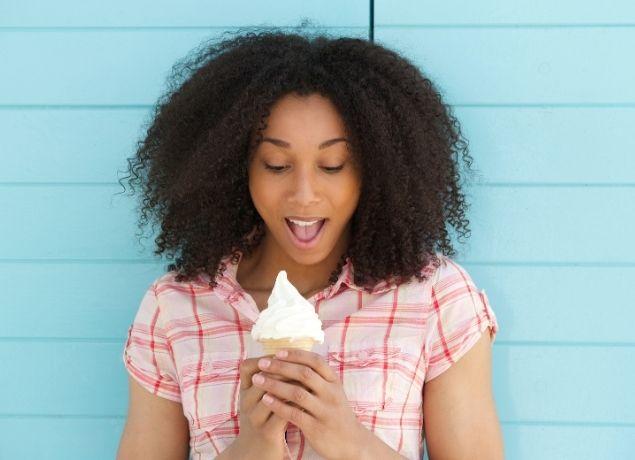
[
  {"x1": 262, "y1": 393, "x2": 274, "y2": 404},
  {"x1": 252, "y1": 373, "x2": 264, "y2": 384},
  {"x1": 258, "y1": 358, "x2": 271, "y2": 369},
  {"x1": 276, "y1": 350, "x2": 288, "y2": 358}
]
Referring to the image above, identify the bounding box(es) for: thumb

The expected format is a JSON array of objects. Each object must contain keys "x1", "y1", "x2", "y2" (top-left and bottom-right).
[{"x1": 265, "y1": 412, "x2": 288, "y2": 433}]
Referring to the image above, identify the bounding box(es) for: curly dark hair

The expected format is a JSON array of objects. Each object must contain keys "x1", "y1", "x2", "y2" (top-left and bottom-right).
[{"x1": 117, "y1": 24, "x2": 479, "y2": 292}]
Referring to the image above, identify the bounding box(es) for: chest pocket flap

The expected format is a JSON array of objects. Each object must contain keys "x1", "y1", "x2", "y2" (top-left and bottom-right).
[{"x1": 327, "y1": 337, "x2": 410, "y2": 413}]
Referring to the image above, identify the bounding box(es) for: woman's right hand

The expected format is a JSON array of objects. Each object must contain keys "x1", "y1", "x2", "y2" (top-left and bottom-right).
[{"x1": 224, "y1": 356, "x2": 291, "y2": 459}]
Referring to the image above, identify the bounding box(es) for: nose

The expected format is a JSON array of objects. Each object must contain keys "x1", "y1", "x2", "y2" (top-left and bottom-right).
[{"x1": 289, "y1": 164, "x2": 320, "y2": 206}]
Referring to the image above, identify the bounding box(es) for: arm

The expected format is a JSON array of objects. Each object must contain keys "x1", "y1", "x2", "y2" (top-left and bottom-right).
[
  {"x1": 422, "y1": 328, "x2": 504, "y2": 460},
  {"x1": 117, "y1": 376, "x2": 190, "y2": 460},
  {"x1": 355, "y1": 425, "x2": 407, "y2": 460},
  {"x1": 214, "y1": 435, "x2": 283, "y2": 460},
  {"x1": 214, "y1": 438, "x2": 248, "y2": 460}
]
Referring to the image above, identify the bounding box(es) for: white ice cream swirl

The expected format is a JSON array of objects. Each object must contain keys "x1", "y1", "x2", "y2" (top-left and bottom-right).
[{"x1": 250, "y1": 270, "x2": 325, "y2": 342}]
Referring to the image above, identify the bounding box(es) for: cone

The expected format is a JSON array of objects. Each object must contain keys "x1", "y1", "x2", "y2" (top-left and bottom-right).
[{"x1": 259, "y1": 337, "x2": 316, "y2": 355}]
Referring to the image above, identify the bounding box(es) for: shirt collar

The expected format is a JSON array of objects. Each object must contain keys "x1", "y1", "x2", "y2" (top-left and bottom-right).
[{"x1": 214, "y1": 250, "x2": 400, "y2": 304}]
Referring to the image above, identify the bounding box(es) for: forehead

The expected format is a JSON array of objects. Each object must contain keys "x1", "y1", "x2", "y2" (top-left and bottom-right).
[{"x1": 259, "y1": 93, "x2": 348, "y2": 143}]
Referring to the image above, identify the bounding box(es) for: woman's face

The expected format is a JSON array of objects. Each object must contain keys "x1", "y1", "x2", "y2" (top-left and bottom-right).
[{"x1": 248, "y1": 92, "x2": 362, "y2": 266}]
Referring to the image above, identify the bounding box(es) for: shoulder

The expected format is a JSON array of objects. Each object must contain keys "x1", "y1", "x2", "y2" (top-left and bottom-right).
[
  {"x1": 135, "y1": 270, "x2": 213, "y2": 324},
  {"x1": 427, "y1": 254, "x2": 479, "y2": 292},
  {"x1": 400, "y1": 252, "x2": 470, "y2": 294},
  {"x1": 421, "y1": 253, "x2": 500, "y2": 380},
  {"x1": 421, "y1": 253, "x2": 491, "y2": 319},
  {"x1": 152, "y1": 270, "x2": 213, "y2": 295}
]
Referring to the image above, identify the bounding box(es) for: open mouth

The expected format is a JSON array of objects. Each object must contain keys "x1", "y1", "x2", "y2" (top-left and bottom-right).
[{"x1": 285, "y1": 218, "x2": 327, "y2": 243}]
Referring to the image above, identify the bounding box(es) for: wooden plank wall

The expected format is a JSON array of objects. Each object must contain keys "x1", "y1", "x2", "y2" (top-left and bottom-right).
[{"x1": 1, "y1": 1, "x2": 633, "y2": 458}]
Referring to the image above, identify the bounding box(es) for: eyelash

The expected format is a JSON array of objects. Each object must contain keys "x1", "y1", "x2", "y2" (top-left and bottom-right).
[{"x1": 264, "y1": 164, "x2": 344, "y2": 173}]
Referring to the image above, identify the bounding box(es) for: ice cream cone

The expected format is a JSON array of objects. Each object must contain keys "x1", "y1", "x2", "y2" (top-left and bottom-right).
[
  {"x1": 259, "y1": 337, "x2": 316, "y2": 355},
  {"x1": 251, "y1": 270, "x2": 325, "y2": 355}
]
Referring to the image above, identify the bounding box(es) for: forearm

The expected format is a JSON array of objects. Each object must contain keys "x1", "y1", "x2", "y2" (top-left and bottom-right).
[
  {"x1": 354, "y1": 425, "x2": 408, "y2": 460},
  {"x1": 215, "y1": 436, "x2": 285, "y2": 460},
  {"x1": 214, "y1": 437, "x2": 252, "y2": 460},
  {"x1": 215, "y1": 441, "x2": 236, "y2": 460}
]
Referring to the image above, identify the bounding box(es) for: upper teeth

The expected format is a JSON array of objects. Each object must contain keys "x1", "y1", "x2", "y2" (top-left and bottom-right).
[{"x1": 288, "y1": 218, "x2": 322, "y2": 227}]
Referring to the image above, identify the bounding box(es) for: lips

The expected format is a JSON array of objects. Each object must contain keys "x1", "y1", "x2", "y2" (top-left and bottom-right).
[{"x1": 285, "y1": 218, "x2": 326, "y2": 242}]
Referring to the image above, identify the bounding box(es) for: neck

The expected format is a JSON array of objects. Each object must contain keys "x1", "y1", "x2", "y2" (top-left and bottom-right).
[{"x1": 236, "y1": 225, "x2": 349, "y2": 297}]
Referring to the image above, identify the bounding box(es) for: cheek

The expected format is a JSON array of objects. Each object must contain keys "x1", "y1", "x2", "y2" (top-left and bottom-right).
[
  {"x1": 334, "y1": 176, "x2": 362, "y2": 211},
  {"x1": 249, "y1": 175, "x2": 281, "y2": 214}
]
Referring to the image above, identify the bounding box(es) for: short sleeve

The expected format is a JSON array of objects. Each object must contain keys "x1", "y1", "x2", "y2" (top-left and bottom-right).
[
  {"x1": 424, "y1": 258, "x2": 500, "y2": 383},
  {"x1": 122, "y1": 283, "x2": 182, "y2": 402}
]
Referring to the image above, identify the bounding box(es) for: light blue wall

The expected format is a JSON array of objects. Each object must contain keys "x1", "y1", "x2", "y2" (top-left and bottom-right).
[
  {"x1": 374, "y1": 2, "x2": 635, "y2": 459},
  {"x1": 1, "y1": 1, "x2": 633, "y2": 459}
]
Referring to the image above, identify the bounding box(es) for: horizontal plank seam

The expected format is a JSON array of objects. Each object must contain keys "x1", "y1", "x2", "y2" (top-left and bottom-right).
[
  {"x1": 1, "y1": 24, "x2": 635, "y2": 31},
  {"x1": 3, "y1": 259, "x2": 635, "y2": 267},
  {"x1": 0, "y1": 25, "x2": 366, "y2": 31},
  {"x1": 1, "y1": 337, "x2": 634, "y2": 347},
  {"x1": 0, "y1": 414, "x2": 632, "y2": 427},
  {"x1": 376, "y1": 23, "x2": 635, "y2": 29},
  {"x1": 3, "y1": 103, "x2": 635, "y2": 109},
  {"x1": 2, "y1": 182, "x2": 635, "y2": 187}
]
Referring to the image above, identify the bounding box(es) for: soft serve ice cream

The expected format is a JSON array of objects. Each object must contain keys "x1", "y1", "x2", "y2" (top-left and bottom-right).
[{"x1": 251, "y1": 270, "x2": 324, "y2": 353}]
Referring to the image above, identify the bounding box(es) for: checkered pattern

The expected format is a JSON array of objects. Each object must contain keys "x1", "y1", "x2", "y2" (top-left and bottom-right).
[{"x1": 123, "y1": 252, "x2": 499, "y2": 459}]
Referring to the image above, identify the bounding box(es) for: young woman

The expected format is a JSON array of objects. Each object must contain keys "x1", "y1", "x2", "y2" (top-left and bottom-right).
[{"x1": 117, "y1": 27, "x2": 504, "y2": 460}]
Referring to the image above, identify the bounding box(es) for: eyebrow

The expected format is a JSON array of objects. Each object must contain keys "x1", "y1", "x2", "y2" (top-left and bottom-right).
[{"x1": 262, "y1": 136, "x2": 349, "y2": 150}]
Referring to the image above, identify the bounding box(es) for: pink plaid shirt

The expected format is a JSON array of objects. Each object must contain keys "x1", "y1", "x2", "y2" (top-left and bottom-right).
[{"x1": 123, "y1": 252, "x2": 499, "y2": 459}]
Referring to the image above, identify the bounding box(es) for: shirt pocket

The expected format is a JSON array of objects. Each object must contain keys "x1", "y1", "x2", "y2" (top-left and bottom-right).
[
  {"x1": 179, "y1": 350, "x2": 243, "y2": 431},
  {"x1": 326, "y1": 336, "x2": 413, "y2": 414}
]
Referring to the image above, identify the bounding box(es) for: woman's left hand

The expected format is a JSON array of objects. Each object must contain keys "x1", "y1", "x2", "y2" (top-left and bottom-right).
[{"x1": 252, "y1": 348, "x2": 370, "y2": 460}]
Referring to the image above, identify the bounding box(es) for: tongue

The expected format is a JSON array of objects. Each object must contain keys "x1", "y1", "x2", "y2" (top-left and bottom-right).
[{"x1": 289, "y1": 220, "x2": 323, "y2": 241}]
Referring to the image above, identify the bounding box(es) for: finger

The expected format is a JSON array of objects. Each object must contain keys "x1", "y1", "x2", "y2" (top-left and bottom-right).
[
  {"x1": 248, "y1": 396, "x2": 278, "y2": 427},
  {"x1": 252, "y1": 372, "x2": 322, "y2": 419},
  {"x1": 239, "y1": 358, "x2": 289, "y2": 390},
  {"x1": 241, "y1": 371, "x2": 288, "y2": 409},
  {"x1": 239, "y1": 358, "x2": 261, "y2": 390},
  {"x1": 257, "y1": 356, "x2": 325, "y2": 396},
  {"x1": 263, "y1": 410, "x2": 288, "y2": 433},
  {"x1": 241, "y1": 380, "x2": 292, "y2": 430},
  {"x1": 242, "y1": 385, "x2": 289, "y2": 431},
  {"x1": 261, "y1": 392, "x2": 316, "y2": 434},
  {"x1": 272, "y1": 349, "x2": 338, "y2": 384}
]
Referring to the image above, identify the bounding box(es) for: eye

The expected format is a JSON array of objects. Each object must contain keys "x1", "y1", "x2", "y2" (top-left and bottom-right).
[
  {"x1": 264, "y1": 164, "x2": 286, "y2": 172},
  {"x1": 264, "y1": 164, "x2": 344, "y2": 173}
]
